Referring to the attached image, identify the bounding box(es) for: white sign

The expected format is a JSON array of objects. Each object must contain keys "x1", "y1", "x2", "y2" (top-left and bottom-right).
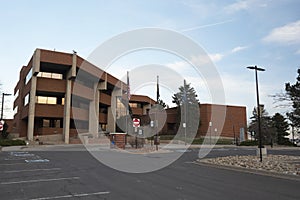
[
  {"x1": 0, "y1": 121, "x2": 3, "y2": 131},
  {"x1": 133, "y1": 118, "x2": 140, "y2": 127}
]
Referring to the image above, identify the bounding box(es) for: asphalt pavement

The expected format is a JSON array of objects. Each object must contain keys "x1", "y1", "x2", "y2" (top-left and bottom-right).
[{"x1": 0, "y1": 145, "x2": 299, "y2": 200}]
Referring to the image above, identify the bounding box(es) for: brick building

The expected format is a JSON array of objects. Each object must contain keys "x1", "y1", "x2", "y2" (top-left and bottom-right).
[
  {"x1": 162, "y1": 104, "x2": 247, "y2": 140},
  {"x1": 11, "y1": 48, "x2": 247, "y2": 143},
  {"x1": 12, "y1": 49, "x2": 154, "y2": 143}
]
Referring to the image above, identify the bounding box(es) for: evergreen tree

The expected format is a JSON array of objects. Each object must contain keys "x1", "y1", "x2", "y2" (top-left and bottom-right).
[
  {"x1": 272, "y1": 113, "x2": 289, "y2": 145},
  {"x1": 172, "y1": 81, "x2": 200, "y2": 139},
  {"x1": 248, "y1": 107, "x2": 275, "y2": 144},
  {"x1": 286, "y1": 68, "x2": 300, "y2": 128}
]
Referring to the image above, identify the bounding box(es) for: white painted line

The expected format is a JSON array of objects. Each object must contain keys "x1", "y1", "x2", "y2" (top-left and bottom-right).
[
  {"x1": 4, "y1": 168, "x2": 61, "y2": 173},
  {"x1": 30, "y1": 191, "x2": 110, "y2": 200},
  {"x1": 1, "y1": 177, "x2": 80, "y2": 185},
  {"x1": 25, "y1": 159, "x2": 49, "y2": 163}
]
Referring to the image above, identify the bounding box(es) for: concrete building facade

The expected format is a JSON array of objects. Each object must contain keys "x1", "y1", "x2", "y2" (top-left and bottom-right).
[
  {"x1": 11, "y1": 48, "x2": 247, "y2": 144},
  {"x1": 12, "y1": 49, "x2": 154, "y2": 143}
]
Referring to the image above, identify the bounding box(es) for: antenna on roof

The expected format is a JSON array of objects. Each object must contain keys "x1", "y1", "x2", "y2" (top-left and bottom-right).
[{"x1": 72, "y1": 50, "x2": 77, "y2": 54}]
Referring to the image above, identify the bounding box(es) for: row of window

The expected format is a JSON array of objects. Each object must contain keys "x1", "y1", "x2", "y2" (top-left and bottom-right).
[
  {"x1": 25, "y1": 68, "x2": 63, "y2": 86},
  {"x1": 37, "y1": 72, "x2": 63, "y2": 80},
  {"x1": 36, "y1": 96, "x2": 65, "y2": 105},
  {"x1": 24, "y1": 94, "x2": 65, "y2": 106}
]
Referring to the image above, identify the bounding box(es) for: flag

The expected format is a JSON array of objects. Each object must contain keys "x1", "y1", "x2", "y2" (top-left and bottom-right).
[{"x1": 156, "y1": 75, "x2": 160, "y2": 102}]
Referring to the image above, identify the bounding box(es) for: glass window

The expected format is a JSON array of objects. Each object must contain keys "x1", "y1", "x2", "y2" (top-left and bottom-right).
[
  {"x1": 24, "y1": 93, "x2": 29, "y2": 106},
  {"x1": 36, "y1": 96, "x2": 47, "y2": 104},
  {"x1": 36, "y1": 96, "x2": 57, "y2": 104},
  {"x1": 47, "y1": 97, "x2": 57, "y2": 104},
  {"x1": 37, "y1": 72, "x2": 63, "y2": 80},
  {"x1": 13, "y1": 106, "x2": 18, "y2": 115},
  {"x1": 14, "y1": 90, "x2": 19, "y2": 100},
  {"x1": 43, "y1": 119, "x2": 50, "y2": 127},
  {"x1": 25, "y1": 68, "x2": 32, "y2": 85}
]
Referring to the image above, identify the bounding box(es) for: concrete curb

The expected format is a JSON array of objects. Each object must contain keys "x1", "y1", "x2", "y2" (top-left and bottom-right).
[{"x1": 194, "y1": 160, "x2": 300, "y2": 182}]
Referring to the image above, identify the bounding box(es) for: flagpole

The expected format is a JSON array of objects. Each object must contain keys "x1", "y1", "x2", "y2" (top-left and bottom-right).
[
  {"x1": 156, "y1": 75, "x2": 159, "y2": 151},
  {"x1": 126, "y1": 71, "x2": 129, "y2": 136}
]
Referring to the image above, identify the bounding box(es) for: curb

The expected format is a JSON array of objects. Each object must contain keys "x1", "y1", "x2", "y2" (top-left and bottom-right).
[{"x1": 194, "y1": 160, "x2": 300, "y2": 182}]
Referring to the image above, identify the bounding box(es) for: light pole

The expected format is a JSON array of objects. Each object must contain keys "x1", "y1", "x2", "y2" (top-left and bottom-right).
[
  {"x1": 247, "y1": 66, "x2": 265, "y2": 162},
  {"x1": 1, "y1": 93, "x2": 12, "y2": 120}
]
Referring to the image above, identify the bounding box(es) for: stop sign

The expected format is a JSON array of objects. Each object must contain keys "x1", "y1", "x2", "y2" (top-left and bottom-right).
[
  {"x1": 133, "y1": 118, "x2": 140, "y2": 127},
  {"x1": 0, "y1": 121, "x2": 3, "y2": 131}
]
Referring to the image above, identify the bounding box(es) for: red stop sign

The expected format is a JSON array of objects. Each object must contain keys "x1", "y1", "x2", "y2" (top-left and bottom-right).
[
  {"x1": 0, "y1": 122, "x2": 3, "y2": 131},
  {"x1": 133, "y1": 118, "x2": 140, "y2": 127}
]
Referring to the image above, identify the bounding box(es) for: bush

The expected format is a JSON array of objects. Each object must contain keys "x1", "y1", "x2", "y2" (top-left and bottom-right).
[
  {"x1": 127, "y1": 136, "x2": 145, "y2": 148},
  {"x1": 0, "y1": 139, "x2": 26, "y2": 147},
  {"x1": 239, "y1": 140, "x2": 258, "y2": 146},
  {"x1": 216, "y1": 139, "x2": 233, "y2": 145},
  {"x1": 192, "y1": 138, "x2": 204, "y2": 144},
  {"x1": 159, "y1": 135, "x2": 175, "y2": 140}
]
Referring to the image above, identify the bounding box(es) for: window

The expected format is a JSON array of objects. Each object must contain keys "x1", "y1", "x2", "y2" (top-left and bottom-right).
[
  {"x1": 13, "y1": 106, "x2": 18, "y2": 115},
  {"x1": 116, "y1": 97, "x2": 126, "y2": 118},
  {"x1": 129, "y1": 103, "x2": 142, "y2": 108},
  {"x1": 36, "y1": 96, "x2": 57, "y2": 104},
  {"x1": 14, "y1": 90, "x2": 19, "y2": 100},
  {"x1": 25, "y1": 68, "x2": 33, "y2": 85},
  {"x1": 37, "y1": 72, "x2": 63, "y2": 80},
  {"x1": 24, "y1": 93, "x2": 29, "y2": 106},
  {"x1": 42, "y1": 119, "x2": 61, "y2": 128},
  {"x1": 43, "y1": 119, "x2": 50, "y2": 127}
]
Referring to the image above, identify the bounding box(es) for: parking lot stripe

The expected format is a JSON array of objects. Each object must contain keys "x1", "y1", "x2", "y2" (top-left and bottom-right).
[
  {"x1": 4, "y1": 168, "x2": 61, "y2": 173},
  {"x1": 30, "y1": 191, "x2": 110, "y2": 200},
  {"x1": 1, "y1": 177, "x2": 80, "y2": 185}
]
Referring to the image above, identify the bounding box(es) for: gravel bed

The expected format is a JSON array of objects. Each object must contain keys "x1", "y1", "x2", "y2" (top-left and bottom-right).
[{"x1": 199, "y1": 155, "x2": 300, "y2": 176}]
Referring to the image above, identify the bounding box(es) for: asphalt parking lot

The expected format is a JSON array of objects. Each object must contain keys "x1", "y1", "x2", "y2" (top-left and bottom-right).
[
  {"x1": 0, "y1": 145, "x2": 299, "y2": 200},
  {"x1": 0, "y1": 149, "x2": 110, "y2": 200}
]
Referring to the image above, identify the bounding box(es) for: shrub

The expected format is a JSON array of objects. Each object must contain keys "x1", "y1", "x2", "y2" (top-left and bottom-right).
[
  {"x1": 0, "y1": 139, "x2": 26, "y2": 146},
  {"x1": 239, "y1": 140, "x2": 258, "y2": 146}
]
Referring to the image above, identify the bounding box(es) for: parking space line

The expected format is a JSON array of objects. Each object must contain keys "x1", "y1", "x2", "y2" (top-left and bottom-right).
[
  {"x1": 29, "y1": 191, "x2": 110, "y2": 200},
  {"x1": 4, "y1": 168, "x2": 61, "y2": 173},
  {"x1": 1, "y1": 177, "x2": 80, "y2": 185}
]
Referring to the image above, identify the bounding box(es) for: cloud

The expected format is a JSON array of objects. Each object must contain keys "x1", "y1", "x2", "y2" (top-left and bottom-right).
[
  {"x1": 231, "y1": 46, "x2": 248, "y2": 53},
  {"x1": 224, "y1": 0, "x2": 268, "y2": 13},
  {"x1": 295, "y1": 49, "x2": 300, "y2": 55},
  {"x1": 208, "y1": 53, "x2": 224, "y2": 63},
  {"x1": 263, "y1": 20, "x2": 300, "y2": 45}
]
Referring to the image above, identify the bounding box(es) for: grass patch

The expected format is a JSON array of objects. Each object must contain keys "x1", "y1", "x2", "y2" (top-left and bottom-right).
[{"x1": 0, "y1": 139, "x2": 26, "y2": 147}]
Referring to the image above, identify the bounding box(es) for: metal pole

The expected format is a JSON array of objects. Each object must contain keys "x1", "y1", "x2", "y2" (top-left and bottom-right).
[
  {"x1": 247, "y1": 66, "x2": 265, "y2": 162},
  {"x1": 255, "y1": 68, "x2": 263, "y2": 162},
  {"x1": 184, "y1": 80, "x2": 187, "y2": 146},
  {"x1": 1, "y1": 93, "x2": 4, "y2": 120}
]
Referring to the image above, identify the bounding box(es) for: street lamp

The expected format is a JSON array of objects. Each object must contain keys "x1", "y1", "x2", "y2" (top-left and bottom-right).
[
  {"x1": 247, "y1": 66, "x2": 265, "y2": 162},
  {"x1": 1, "y1": 93, "x2": 12, "y2": 120}
]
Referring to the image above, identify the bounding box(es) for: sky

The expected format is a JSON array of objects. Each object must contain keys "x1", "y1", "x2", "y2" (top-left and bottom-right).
[{"x1": 0, "y1": 0, "x2": 299, "y2": 121}]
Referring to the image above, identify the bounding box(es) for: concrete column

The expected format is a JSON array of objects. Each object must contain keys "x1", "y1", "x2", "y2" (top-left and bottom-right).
[
  {"x1": 63, "y1": 52, "x2": 76, "y2": 144},
  {"x1": 27, "y1": 49, "x2": 40, "y2": 141},
  {"x1": 89, "y1": 82, "x2": 99, "y2": 136}
]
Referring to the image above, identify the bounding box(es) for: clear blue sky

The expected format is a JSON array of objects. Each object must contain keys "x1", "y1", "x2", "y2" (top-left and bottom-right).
[{"x1": 0, "y1": 0, "x2": 299, "y2": 120}]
